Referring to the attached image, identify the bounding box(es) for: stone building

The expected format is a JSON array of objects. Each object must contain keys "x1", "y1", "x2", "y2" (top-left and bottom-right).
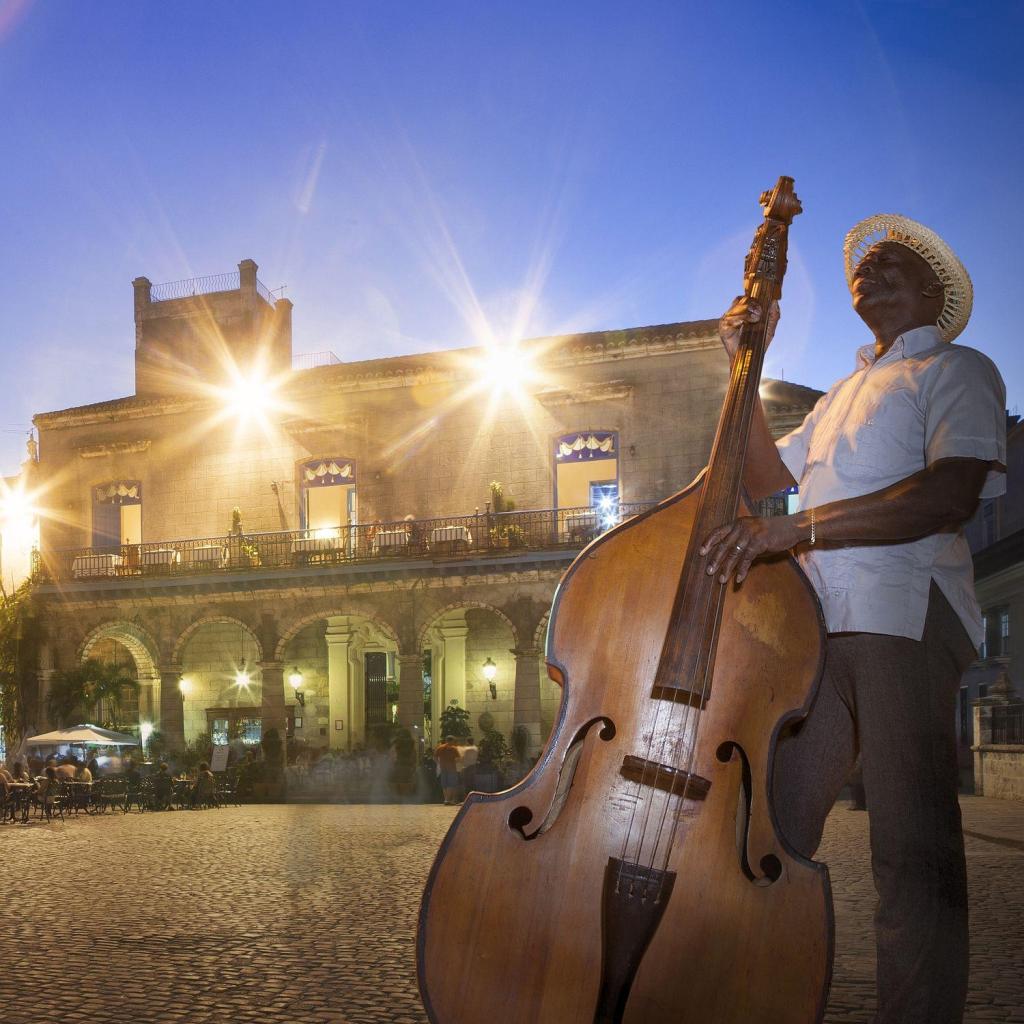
[
  {"x1": 24, "y1": 259, "x2": 817, "y2": 759},
  {"x1": 961, "y1": 414, "x2": 1024, "y2": 794}
]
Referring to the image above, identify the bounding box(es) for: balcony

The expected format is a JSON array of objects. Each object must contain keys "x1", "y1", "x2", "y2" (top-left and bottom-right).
[{"x1": 32, "y1": 504, "x2": 656, "y2": 586}]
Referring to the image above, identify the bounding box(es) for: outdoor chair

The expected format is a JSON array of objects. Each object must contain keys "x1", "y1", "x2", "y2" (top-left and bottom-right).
[
  {"x1": 94, "y1": 776, "x2": 127, "y2": 814},
  {"x1": 33, "y1": 781, "x2": 64, "y2": 822},
  {"x1": 9, "y1": 786, "x2": 33, "y2": 823},
  {"x1": 124, "y1": 778, "x2": 150, "y2": 813},
  {"x1": 215, "y1": 773, "x2": 240, "y2": 807}
]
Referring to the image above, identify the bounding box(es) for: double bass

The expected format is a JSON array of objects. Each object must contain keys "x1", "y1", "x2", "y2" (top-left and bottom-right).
[{"x1": 418, "y1": 177, "x2": 833, "y2": 1023}]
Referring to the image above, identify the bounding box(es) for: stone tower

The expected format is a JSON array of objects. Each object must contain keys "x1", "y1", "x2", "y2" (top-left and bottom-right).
[{"x1": 132, "y1": 258, "x2": 292, "y2": 397}]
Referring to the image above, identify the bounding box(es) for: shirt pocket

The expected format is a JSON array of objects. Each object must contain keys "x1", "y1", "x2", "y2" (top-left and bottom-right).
[{"x1": 845, "y1": 386, "x2": 924, "y2": 472}]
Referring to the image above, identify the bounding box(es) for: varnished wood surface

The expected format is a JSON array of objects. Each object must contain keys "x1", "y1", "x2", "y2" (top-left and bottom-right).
[{"x1": 418, "y1": 482, "x2": 832, "y2": 1024}]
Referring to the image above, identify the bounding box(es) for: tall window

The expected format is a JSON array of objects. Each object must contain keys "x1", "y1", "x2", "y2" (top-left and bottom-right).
[
  {"x1": 980, "y1": 614, "x2": 988, "y2": 660},
  {"x1": 299, "y1": 459, "x2": 356, "y2": 537},
  {"x1": 999, "y1": 608, "x2": 1011, "y2": 657},
  {"x1": 554, "y1": 431, "x2": 619, "y2": 510},
  {"x1": 92, "y1": 481, "x2": 142, "y2": 549}
]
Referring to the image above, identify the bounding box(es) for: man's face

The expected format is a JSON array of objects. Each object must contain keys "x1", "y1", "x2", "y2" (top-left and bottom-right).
[{"x1": 851, "y1": 240, "x2": 926, "y2": 315}]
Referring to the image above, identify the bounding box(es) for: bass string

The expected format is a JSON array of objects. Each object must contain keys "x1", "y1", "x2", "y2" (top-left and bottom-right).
[
  {"x1": 647, "y1": 308, "x2": 773, "y2": 892},
  {"x1": 622, "y1": 323, "x2": 762, "y2": 888}
]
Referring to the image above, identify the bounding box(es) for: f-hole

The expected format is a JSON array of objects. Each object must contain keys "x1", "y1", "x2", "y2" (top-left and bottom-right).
[
  {"x1": 716, "y1": 740, "x2": 781, "y2": 886},
  {"x1": 508, "y1": 717, "x2": 615, "y2": 841}
]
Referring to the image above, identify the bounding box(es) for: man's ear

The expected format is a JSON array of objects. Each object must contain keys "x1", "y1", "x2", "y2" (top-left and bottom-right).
[{"x1": 921, "y1": 278, "x2": 944, "y2": 299}]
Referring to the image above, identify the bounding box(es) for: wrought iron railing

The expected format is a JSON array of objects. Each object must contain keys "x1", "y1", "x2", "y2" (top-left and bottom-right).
[
  {"x1": 32, "y1": 504, "x2": 656, "y2": 584},
  {"x1": 293, "y1": 350, "x2": 342, "y2": 370},
  {"x1": 150, "y1": 272, "x2": 277, "y2": 305},
  {"x1": 990, "y1": 704, "x2": 1024, "y2": 745}
]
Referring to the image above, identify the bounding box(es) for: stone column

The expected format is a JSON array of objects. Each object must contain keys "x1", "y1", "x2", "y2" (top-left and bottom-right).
[
  {"x1": 397, "y1": 653, "x2": 424, "y2": 733},
  {"x1": 159, "y1": 667, "x2": 185, "y2": 749},
  {"x1": 349, "y1": 646, "x2": 366, "y2": 750},
  {"x1": 326, "y1": 616, "x2": 356, "y2": 751},
  {"x1": 429, "y1": 641, "x2": 445, "y2": 746},
  {"x1": 438, "y1": 614, "x2": 468, "y2": 714},
  {"x1": 259, "y1": 661, "x2": 287, "y2": 743},
  {"x1": 512, "y1": 647, "x2": 543, "y2": 755}
]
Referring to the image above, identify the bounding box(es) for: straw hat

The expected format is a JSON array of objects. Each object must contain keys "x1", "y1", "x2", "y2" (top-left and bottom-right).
[{"x1": 843, "y1": 214, "x2": 973, "y2": 342}]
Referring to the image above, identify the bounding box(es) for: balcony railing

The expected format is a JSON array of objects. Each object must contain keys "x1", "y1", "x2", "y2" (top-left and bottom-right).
[{"x1": 32, "y1": 504, "x2": 656, "y2": 584}]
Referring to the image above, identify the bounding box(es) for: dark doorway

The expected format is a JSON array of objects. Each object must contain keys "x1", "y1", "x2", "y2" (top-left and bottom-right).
[{"x1": 365, "y1": 652, "x2": 389, "y2": 727}]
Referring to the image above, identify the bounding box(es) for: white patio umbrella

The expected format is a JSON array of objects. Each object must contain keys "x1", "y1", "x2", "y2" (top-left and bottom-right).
[{"x1": 24, "y1": 724, "x2": 139, "y2": 747}]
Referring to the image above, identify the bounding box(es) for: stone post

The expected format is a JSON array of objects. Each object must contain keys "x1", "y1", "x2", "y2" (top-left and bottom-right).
[
  {"x1": 159, "y1": 667, "x2": 185, "y2": 749},
  {"x1": 326, "y1": 615, "x2": 356, "y2": 751},
  {"x1": 397, "y1": 653, "x2": 424, "y2": 733},
  {"x1": 238, "y1": 258, "x2": 258, "y2": 298},
  {"x1": 512, "y1": 647, "x2": 543, "y2": 755},
  {"x1": 259, "y1": 661, "x2": 287, "y2": 744},
  {"x1": 972, "y1": 668, "x2": 1018, "y2": 796}
]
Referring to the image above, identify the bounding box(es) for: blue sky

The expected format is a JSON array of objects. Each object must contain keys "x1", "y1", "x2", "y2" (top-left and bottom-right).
[{"x1": 1, "y1": 0, "x2": 1021, "y2": 474}]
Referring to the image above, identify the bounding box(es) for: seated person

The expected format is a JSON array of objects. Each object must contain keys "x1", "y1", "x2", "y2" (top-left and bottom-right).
[
  {"x1": 190, "y1": 762, "x2": 216, "y2": 807},
  {"x1": 151, "y1": 763, "x2": 173, "y2": 809},
  {"x1": 54, "y1": 759, "x2": 78, "y2": 780},
  {"x1": 75, "y1": 762, "x2": 93, "y2": 784}
]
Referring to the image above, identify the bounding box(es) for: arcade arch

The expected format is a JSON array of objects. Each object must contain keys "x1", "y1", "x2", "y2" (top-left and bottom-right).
[{"x1": 277, "y1": 611, "x2": 400, "y2": 753}]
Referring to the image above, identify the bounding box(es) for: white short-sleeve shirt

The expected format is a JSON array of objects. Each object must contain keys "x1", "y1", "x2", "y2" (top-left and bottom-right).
[{"x1": 775, "y1": 324, "x2": 1006, "y2": 646}]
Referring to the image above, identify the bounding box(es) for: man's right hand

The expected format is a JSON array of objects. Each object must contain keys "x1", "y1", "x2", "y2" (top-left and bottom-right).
[{"x1": 719, "y1": 296, "x2": 780, "y2": 360}]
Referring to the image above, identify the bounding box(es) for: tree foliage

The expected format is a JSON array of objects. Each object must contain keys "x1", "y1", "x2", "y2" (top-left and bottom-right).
[
  {"x1": 0, "y1": 579, "x2": 43, "y2": 747},
  {"x1": 45, "y1": 657, "x2": 138, "y2": 729}
]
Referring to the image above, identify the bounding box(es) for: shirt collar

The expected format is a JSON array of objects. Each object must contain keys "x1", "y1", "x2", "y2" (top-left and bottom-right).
[{"x1": 855, "y1": 324, "x2": 944, "y2": 369}]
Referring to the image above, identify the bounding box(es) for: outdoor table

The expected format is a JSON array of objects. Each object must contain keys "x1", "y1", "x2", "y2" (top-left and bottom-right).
[
  {"x1": 429, "y1": 525, "x2": 472, "y2": 554},
  {"x1": 189, "y1": 544, "x2": 227, "y2": 568},
  {"x1": 71, "y1": 553, "x2": 123, "y2": 578},
  {"x1": 292, "y1": 535, "x2": 347, "y2": 564},
  {"x1": 139, "y1": 548, "x2": 180, "y2": 571},
  {"x1": 373, "y1": 529, "x2": 410, "y2": 553}
]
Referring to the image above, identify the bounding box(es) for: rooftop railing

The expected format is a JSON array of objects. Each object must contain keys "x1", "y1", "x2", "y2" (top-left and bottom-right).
[
  {"x1": 293, "y1": 350, "x2": 342, "y2": 370},
  {"x1": 32, "y1": 504, "x2": 656, "y2": 585},
  {"x1": 150, "y1": 272, "x2": 278, "y2": 305}
]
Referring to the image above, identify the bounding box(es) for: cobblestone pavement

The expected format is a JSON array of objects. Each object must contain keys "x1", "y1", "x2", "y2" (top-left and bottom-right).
[{"x1": 0, "y1": 796, "x2": 1020, "y2": 1023}]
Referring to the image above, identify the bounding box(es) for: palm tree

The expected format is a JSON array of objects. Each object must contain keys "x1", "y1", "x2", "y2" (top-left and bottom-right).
[{"x1": 46, "y1": 658, "x2": 138, "y2": 729}]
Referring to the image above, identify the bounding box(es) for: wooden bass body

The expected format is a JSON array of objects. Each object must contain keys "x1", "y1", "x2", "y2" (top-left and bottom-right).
[{"x1": 417, "y1": 483, "x2": 832, "y2": 1023}]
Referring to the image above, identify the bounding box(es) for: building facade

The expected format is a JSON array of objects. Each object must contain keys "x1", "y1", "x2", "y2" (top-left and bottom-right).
[
  {"x1": 960, "y1": 414, "x2": 1024, "y2": 790},
  {"x1": 22, "y1": 260, "x2": 818, "y2": 760}
]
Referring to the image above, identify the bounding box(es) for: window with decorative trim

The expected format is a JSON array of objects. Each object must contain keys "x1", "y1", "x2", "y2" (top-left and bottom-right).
[
  {"x1": 92, "y1": 481, "x2": 142, "y2": 549},
  {"x1": 554, "y1": 431, "x2": 619, "y2": 511},
  {"x1": 299, "y1": 458, "x2": 356, "y2": 538}
]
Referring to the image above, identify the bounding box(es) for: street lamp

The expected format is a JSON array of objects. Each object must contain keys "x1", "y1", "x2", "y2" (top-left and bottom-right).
[
  {"x1": 482, "y1": 657, "x2": 497, "y2": 700},
  {"x1": 235, "y1": 660, "x2": 250, "y2": 689},
  {"x1": 289, "y1": 667, "x2": 305, "y2": 706}
]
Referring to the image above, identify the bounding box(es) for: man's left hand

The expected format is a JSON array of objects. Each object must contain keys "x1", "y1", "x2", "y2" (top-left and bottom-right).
[{"x1": 699, "y1": 515, "x2": 803, "y2": 585}]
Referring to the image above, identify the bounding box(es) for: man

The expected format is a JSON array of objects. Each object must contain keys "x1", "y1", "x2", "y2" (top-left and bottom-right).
[
  {"x1": 700, "y1": 214, "x2": 1005, "y2": 1024},
  {"x1": 434, "y1": 735, "x2": 462, "y2": 806}
]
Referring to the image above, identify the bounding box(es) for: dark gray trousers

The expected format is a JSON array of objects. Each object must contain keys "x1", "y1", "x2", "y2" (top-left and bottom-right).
[{"x1": 773, "y1": 582, "x2": 976, "y2": 1024}]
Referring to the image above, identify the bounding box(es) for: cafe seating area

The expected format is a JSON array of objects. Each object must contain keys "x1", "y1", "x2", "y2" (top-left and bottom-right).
[{"x1": 0, "y1": 769, "x2": 242, "y2": 824}]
